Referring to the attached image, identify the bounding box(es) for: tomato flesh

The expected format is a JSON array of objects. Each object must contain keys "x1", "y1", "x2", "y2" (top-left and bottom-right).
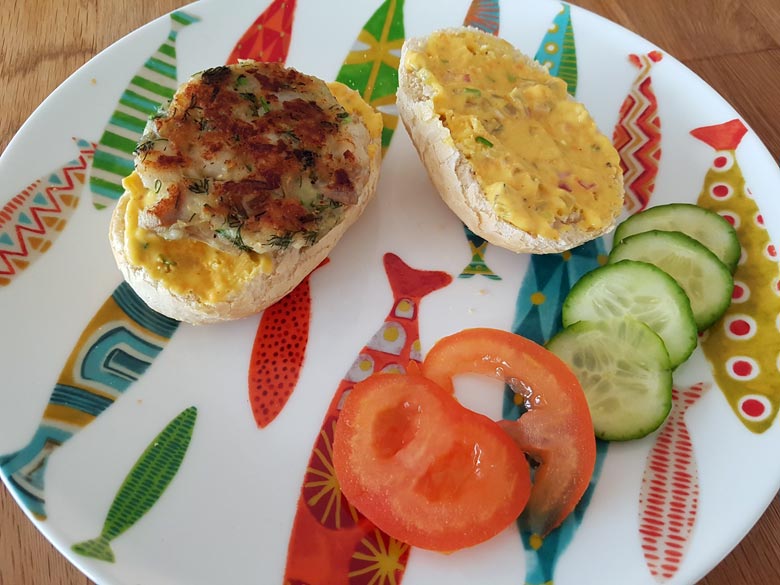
[
  {"x1": 333, "y1": 372, "x2": 531, "y2": 551},
  {"x1": 422, "y1": 328, "x2": 596, "y2": 536}
]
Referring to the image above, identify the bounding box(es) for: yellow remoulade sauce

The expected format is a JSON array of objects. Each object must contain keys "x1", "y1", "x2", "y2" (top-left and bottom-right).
[
  {"x1": 122, "y1": 172, "x2": 272, "y2": 304},
  {"x1": 405, "y1": 29, "x2": 623, "y2": 239}
]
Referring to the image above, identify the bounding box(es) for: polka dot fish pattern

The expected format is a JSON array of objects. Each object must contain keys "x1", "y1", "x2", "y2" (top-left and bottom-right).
[{"x1": 692, "y1": 119, "x2": 780, "y2": 433}]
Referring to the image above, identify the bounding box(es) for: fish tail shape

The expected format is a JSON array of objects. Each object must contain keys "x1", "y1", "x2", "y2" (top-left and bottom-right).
[
  {"x1": 0, "y1": 283, "x2": 179, "y2": 519},
  {"x1": 225, "y1": 0, "x2": 297, "y2": 64},
  {"x1": 73, "y1": 406, "x2": 197, "y2": 563},
  {"x1": 89, "y1": 10, "x2": 201, "y2": 209},
  {"x1": 456, "y1": 2, "x2": 502, "y2": 281},
  {"x1": 535, "y1": 4, "x2": 577, "y2": 94},
  {"x1": 692, "y1": 119, "x2": 780, "y2": 433},
  {"x1": 458, "y1": 226, "x2": 501, "y2": 280},
  {"x1": 464, "y1": 0, "x2": 500, "y2": 35},
  {"x1": 639, "y1": 383, "x2": 708, "y2": 582},
  {"x1": 335, "y1": 0, "x2": 405, "y2": 156},
  {"x1": 249, "y1": 259, "x2": 329, "y2": 427},
  {"x1": 0, "y1": 139, "x2": 96, "y2": 288},
  {"x1": 284, "y1": 253, "x2": 450, "y2": 585},
  {"x1": 612, "y1": 51, "x2": 663, "y2": 214}
]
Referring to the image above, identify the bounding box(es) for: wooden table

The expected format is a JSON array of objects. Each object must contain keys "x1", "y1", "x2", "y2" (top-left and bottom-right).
[{"x1": 2, "y1": 0, "x2": 780, "y2": 583}]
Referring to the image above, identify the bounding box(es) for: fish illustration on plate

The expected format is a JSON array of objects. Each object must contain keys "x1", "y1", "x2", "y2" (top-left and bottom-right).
[
  {"x1": 639, "y1": 383, "x2": 708, "y2": 582},
  {"x1": 72, "y1": 406, "x2": 197, "y2": 562},
  {"x1": 284, "y1": 253, "x2": 451, "y2": 585},
  {"x1": 335, "y1": 0, "x2": 405, "y2": 156},
  {"x1": 0, "y1": 283, "x2": 179, "y2": 519},
  {"x1": 612, "y1": 51, "x2": 663, "y2": 214},
  {"x1": 535, "y1": 3, "x2": 577, "y2": 93},
  {"x1": 248, "y1": 259, "x2": 328, "y2": 427},
  {"x1": 457, "y1": 0, "x2": 501, "y2": 282},
  {"x1": 89, "y1": 11, "x2": 200, "y2": 209},
  {"x1": 692, "y1": 119, "x2": 780, "y2": 433},
  {"x1": 0, "y1": 139, "x2": 96, "y2": 287},
  {"x1": 225, "y1": 0, "x2": 297, "y2": 64}
]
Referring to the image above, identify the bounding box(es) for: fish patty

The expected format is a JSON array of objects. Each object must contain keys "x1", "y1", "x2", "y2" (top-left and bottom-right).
[{"x1": 134, "y1": 61, "x2": 373, "y2": 254}]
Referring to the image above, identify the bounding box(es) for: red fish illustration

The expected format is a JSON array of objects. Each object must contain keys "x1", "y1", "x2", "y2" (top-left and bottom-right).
[
  {"x1": 226, "y1": 0, "x2": 297, "y2": 64},
  {"x1": 0, "y1": 139, "x2": 96, "y2": 287},
  {"x1": 692, "y1": 119, "x2": 780, "y2": 433},
  {"x1": 248, "y1": 259, "x2": 329, "y2": 428},
  {"x1": 612, "y1": 51, "x2": 663, "y2": 214},
  {"x1": 639, "y1": 383, "x2": 709, "y2": 582},
  {"x1": 284, "y1": 253, "x2": 451, "y2": 585}
]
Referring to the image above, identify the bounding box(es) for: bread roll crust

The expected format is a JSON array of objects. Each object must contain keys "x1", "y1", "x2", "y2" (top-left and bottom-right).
[{"x1": 397, "y1": 27, "x2": 624, "y2": 254}]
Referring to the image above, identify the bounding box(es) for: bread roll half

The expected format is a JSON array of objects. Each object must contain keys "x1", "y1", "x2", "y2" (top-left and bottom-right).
[
  {"x1": 397, "y1": 27, "x2": 624, "y2": 254},
  {"x1": 110, "y1": 63, "x2": 382, "y2": 324}
]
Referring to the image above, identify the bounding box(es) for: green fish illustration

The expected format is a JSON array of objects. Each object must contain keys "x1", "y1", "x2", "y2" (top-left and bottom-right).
[{"x1": 72, "y1": 406, "x2": 197, "y2": 562}]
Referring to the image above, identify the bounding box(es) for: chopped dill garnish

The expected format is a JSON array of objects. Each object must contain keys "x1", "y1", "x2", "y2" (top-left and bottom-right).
[
  {"x1": 154, "y1": 179, "x2": 162, "y2": 194},
  {"x1": 283, "y1": 130, "x2": 300, "y2": 142},
  {"x1": 187, "y1": 178, "x2": 210, "y2": 194},
  {"x1": 303, "y1": 231, "x2": 319, "y2": 246},
  {"x1": 134, "y1": 137, "x2": 168, "y2": 159},
  {"x1": 258, "y1": 95, "x2": 271, "y2": 113},
  {"x1": 267, "y1": 232, "x2": 295, "y2": 249},
  {"x1": 235, "y1": 74, "x2": 248, "y2": 88},
  {"x1": 215, "y1": 225, "x2": 253, "y2": 252},
  {"x1": 240, "y1": 92, "x2": 260, "y2": 116}
]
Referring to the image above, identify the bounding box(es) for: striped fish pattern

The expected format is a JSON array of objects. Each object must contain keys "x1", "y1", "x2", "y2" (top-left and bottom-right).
[
  {"x1": 0, "y1": 283, "x2": 179, "y2": 519},
  {"x1": 71, "y1": 406, "x2": 198, "y2": 563},
  {"x1": 0, "y1": 139, "x2": 96, "y2": 287},
  {"x1": 612, "y1": 51, "x2": 663, "y2": 214},
  {"x1": 89, "y1": 11, "x2": 200, "y2": 209},
  {"x1": 284, "y1": 253, "x2": 451, "y2": 585},
  {"x1": 457, "y1": 0, "x2": 501, "y2": 281},
  {"x1": 639, "y1": 383, "x2": 708, "y2": 582},
  {"x1": 225, "y1": 0, "x2": 297, "y2": 64},
  {"x1": 535, "y1": 3, "x2": 577, "y2": 95},
  {"x1": 692, "y1": 119, "x2": 780, "y2": 433},
  {"x1": 72, "y1": 406, "x2": 197, "y2": 563},
  {"x1": 248, "y1": 260, "x2": 328, "y2": 428},
  {"x1": 335, "y1": 0, "x2": 405, "y2": 155}
]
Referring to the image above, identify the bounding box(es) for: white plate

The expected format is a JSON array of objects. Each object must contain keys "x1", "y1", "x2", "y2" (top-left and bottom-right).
[{"x1": 2, "y1": 1, "x2": 780, "y2": 584}]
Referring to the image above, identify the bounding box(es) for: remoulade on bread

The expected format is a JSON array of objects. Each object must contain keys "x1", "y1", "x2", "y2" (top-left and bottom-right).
[
  {"x1": 397, "y1": 27, "x2": 624, "y2": 254},
  {"x1": 110, "y1": 61, "x2": 382, "y2": 324}
]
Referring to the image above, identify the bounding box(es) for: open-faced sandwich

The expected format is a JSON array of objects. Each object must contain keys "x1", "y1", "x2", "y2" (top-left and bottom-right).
[
  {"x1": 110, "y1": 61, "x2": 382, "y2": 324},
  {"x1": 397, "y1": 27, "x2": 624, "y2": 254}
]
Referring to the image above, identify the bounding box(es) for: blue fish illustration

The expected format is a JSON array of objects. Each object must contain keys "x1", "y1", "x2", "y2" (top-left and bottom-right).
[
  {"x1": 89, "y1": 11, "x2": 201, "y2": 209},
  {"x1": 0, "y1": 283, "x2": 179, "y2": 519},
  {"x1": 535, "y1": 4, "x2": 577, "y2": 93}
]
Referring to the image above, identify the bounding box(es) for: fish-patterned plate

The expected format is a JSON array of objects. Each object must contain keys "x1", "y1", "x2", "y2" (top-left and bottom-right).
[{"x1": 2, "y1": 1, "x2": 780, "y2": 584}]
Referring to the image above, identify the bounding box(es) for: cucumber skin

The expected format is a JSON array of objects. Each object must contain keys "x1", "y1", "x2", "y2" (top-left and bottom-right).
[
  {"x1": 562, "y1": 260, "x2": 697, "y2": 368},
  {"x1": 612, "y1": 203, "x2": 740, "y2": 272},
  {"x1": 547, "y1": 319, "x2": 672, "y2": 441},
  {"x1": 608, "y1": 230, "x2": 734, "y2": 332}
]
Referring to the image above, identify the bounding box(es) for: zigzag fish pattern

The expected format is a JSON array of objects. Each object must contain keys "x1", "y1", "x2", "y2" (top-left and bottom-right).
[
  {"x1": 639, "y1": 383, "x2": 708, "y2": 583},
  {"x1": 89, "y1": 11, "x2": 200, "y2": 209},
  {"x1": 612, "y1": 51, "x2": 663, "y2": 214},
  {"x1": 225, "y1": 0, "x2": 297, "y2": 64},
  {"x1": 464, "y1": 0, "x2": 499, "y2": 34},
  {"x1": 0, "y1": 139, "x2": 96, "y2": 287}
]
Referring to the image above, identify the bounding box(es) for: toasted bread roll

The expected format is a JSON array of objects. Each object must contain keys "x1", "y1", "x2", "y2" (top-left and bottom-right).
[
  {"x1": 397, "y1": 27, "x2": 624, "y2": 254},
  {"x1": 110, "y1": 62, "x2": 382, "y2": 324}
]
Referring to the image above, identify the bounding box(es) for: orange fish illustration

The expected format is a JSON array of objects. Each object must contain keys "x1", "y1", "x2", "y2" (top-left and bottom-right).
[
  {"x1": 692, "y1": 119, "x2": 780, "y2": 433},
  {"x1": 284, "y1": 253, "x2": 451, "y2": 585},
  {"x1": 248, "y1": 259, "x2": 329, "y2": 427},
  {"x1": 225, "y1": 0, "x2": 297, "y2": 64}
]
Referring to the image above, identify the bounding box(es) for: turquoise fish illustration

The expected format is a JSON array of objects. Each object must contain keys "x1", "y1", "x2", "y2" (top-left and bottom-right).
[
  {"x1": 89, "y1": 11, "x2": 200, "y2": 209},
  {"x1": 535, "y1": 4, "x2": 577, "y2": 93},
  {"x1": 457, "y1": 0, "x2": 502, "y2": 281},
  {"x1": 72, "y1": 406, "x2": 197, "y2": 562},
  {"x1": 0, "y1": 282, "x2": 179, "y2": 519}
]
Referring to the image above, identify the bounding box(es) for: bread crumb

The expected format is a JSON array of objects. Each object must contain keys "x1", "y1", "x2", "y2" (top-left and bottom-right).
[{"x1": 90, "y1": 78, "x2": 97, "y2": 85}]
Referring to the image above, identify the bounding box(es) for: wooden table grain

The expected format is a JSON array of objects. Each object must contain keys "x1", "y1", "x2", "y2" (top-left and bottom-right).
[{"x1": 1, "y1": 0, "x2": 780, "y2": 584}]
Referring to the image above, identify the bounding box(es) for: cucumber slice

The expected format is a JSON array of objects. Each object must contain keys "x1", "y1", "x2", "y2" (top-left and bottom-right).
[
  {"x1": 547, "y1": 318, "x2": 673, "y2": 441},
  {"x1": 613, "y1": 203, "x2": 740, "y2": 272},
  {"x1": 608, "y1": 230, "x2": 734, "y2": 331},
  {"x1": 562, "y1": 260, "x2": 697, "y2": 367}
]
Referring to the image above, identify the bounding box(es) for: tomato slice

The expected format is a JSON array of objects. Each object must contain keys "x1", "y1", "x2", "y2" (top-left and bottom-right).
[
  {"x1": 422, "y1": 328, "x2": 596, "y2": 536},
  {"x1": 333, "y1": 372, "x2": 531, "y2": 551}
]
